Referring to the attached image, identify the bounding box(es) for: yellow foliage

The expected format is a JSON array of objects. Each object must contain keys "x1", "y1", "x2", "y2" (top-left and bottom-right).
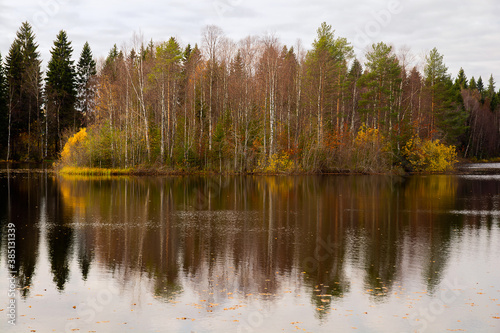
[
  {"x1": 60, "y1": 128, "x2": 88, "y2": 167},
  {"x1": 256, "y1": 152, "x2": 295, "y2": 173},
  {"x1": 402, "y1": 136, "x2": 457, "y2": 172},
  {"x1": 355, "y1": 123, "x2": 383, "y2": 147}
]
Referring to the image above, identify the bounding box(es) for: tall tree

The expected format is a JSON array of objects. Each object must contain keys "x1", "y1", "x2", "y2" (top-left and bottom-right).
[
  {"x1": 4, "y1": 40, "x2": 22, "y2": 160},
  {"x1": 424, "y1": 47, "x2": 449, "y2": 138},
  {"x1": 305, "y1": 22, "x2": 353, "y2": 145},
  {"x1": 469, "y1": 76, "x2": 477, "y2": 91},
  {"x1": 76, "y1": 41, "x2": 97, "y2": 126},
  {"x1": 4, "y1": 22, "x2": 43, "y2": 160},
  {"x1": 0, "y1": 53, "x2": 8, "y2": 153},
  {"x1": 202, "y1": 25, "x2": 224, "y2": 152},
  {"x1": 358, "y1": 42, "x2": 402, "y2": 133},
  {"x1": 45, "y1": 30, "x2": 77, "y2": 155},
  {"x1": 345, "y1": 58, "x2": 362, "y2": 134},
  {"x1": 152, "y1": 37, "x2": 183, "y2": 163},
  {"x1": 477, "y1": 76, "x2": 485, "y2": 103},
  {"x1": 487, "y1": 74, "x2": 498, "y2": 110},
  {"x1": 455, "y1": 68, "x2": 468, "y2": 89}
]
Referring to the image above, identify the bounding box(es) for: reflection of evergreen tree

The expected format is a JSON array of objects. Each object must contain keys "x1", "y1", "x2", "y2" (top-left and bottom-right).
[
  {"x1": 47, "y1": 179, "x2": 73, "y2": 291},
  {"x1": 362, "y1": 185, "x2": 401, "y2": 301},
  {"x1": 76, "y1": 231, "x2": 94, "y2": 280},
  {"x1": 3, "y1": 173, "x2": 42, "y2": 297}
]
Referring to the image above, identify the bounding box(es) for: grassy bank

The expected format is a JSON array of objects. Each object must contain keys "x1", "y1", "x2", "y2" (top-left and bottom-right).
[{"x1": 58, "y1": 166, "x2": 134, "y2": 176}]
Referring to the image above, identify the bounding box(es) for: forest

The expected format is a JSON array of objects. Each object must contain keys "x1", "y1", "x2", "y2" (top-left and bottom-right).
[{"x1": 1, "y1": 21, "x2": 499, "y2": 173}]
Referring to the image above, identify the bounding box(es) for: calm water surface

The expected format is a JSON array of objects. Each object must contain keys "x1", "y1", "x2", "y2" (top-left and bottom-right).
[{"x1": 1, "y1": 170, "x2": 499, "y2": 332}]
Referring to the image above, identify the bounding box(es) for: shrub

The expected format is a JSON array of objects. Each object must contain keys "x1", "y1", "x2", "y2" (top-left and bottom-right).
[
  {"x1": 348, "y1": 123, "x2": 391, "y2": 173},
  {"x1": 59, "y1": 128, "x2": 89, "y2": 167},
  {"x1": 256, "y1": 152, "x2": 295, "y2": 173},
  {"x1": 402, "y1": 136, "x2": 457, "y2": 172}
]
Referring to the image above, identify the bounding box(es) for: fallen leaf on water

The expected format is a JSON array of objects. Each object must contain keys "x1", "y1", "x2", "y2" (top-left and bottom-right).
[{"x1": 493, "y1": 316, "x2": 500, "y2": 319}]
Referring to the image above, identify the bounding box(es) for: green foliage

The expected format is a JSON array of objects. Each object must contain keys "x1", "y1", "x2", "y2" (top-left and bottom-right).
[
  {"x1": 455, "y1": 68, "x2": 468, "y2": 89},
  {"x1": 4, "y1": 22, "x2": 43, "y2": 160},
  {"x1": 425, "y1": 47, "x2": 449, "y2": 85},
  {"x1": 402, "y1": 136, "x2": 457, "y2": 172},
  {"x1": 469, "y1": 77, "x2": 477, "y2": 91},
  {"x1": 46, "y1": 30, "x2": 77, "y2": 152},
  {"x1": 358, "y1": 42, "x2": 401, "y2": 128},
  {"x1": 76, "y1": 41, "x2": 97, "y2": 125},
  {"x1": 0, "y1": 53, "x2": 8, "y2": 150}
]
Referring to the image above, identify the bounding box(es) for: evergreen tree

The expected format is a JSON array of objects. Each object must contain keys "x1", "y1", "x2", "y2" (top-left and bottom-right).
[
  {"x1": 76, "y1": 41, "x2": 97, "y2": 126},
  {"x1": 424, "y1": 47, "x2": 466, "y2": 144},
  {"x1": 440, "y1": 77, "x2": 468, "y2": 146},
  {"x1": 0, "y1": 53, "x2": 8, "y2": 152},
  {"x1": 5, "y1": 41, "x2": 23, "y2": 160},
  {"x1": 4, "y1": 22, "x2": 43, "y2": 160},
  {"x1": 477, "y1": 76, "x2": 484, "y2": 93},
  {"x1": 469, "y1": 76, "x2": 477, "y2": 91},
  {"x1": 477, "y1": 76, "x2": 484, "y2": 103},
  {"x1": 487, "y1": 74, "x2": 497, "y2": 110},
  {"x1": 358, "y1": 42, "x2": 401, "y2": 131},
  {"x1": 455, "y1": 67, "x2": 468, "y2": 89},
  {"x1": 424, "y1": 47, "x2": 450, "y2": 138},
  {"x1": 45, "y1": 30, "x2": 77, "y2": 155},
  {"x1": 305, "y1": 22, "x2": 353, "y2": 141}
]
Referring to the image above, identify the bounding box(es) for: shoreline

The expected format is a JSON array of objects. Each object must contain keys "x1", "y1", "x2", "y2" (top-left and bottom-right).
[{"x1": 1, "y1": 161, "x2": 499, "y2": 176}]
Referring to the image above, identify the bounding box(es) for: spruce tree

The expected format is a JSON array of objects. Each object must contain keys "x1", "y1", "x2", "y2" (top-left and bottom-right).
[
  {"x1": 0, "y1": 53, "x2": 8, "y2": 153},
  {"x1": 76, "y1": 41, "x2": 97, "y2": 126},
  {"x1": 477, "y1": 76, "x2": 485, "y2": 103},
  {"x1": 469, "y1": 76, "x2": 477, "y2": 91},
  {"x1": 5, "y1": 40, "x2": 23, "y2": 160},
  {"x1": 4, "y1": 22, "x2": 42, "y2": 160},
  {"x1": 45, "y1": 30, "x2": 77, "y2": 154},
  {"x1": 455, "y1": 68, "x2": 468, "y2": 89},
  {"x1": 487, "y1": 75, "x2": 497, "y2": 110}
]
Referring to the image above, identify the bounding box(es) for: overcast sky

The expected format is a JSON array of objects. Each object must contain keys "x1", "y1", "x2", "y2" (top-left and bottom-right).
[{"x1": 1, "y1": 0, "x2": 499, "y2": 82}]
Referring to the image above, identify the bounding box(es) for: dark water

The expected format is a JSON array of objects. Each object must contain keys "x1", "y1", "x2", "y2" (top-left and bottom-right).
[{"x1": 1, "y1": 170, "x2": 499, "y2": 332}]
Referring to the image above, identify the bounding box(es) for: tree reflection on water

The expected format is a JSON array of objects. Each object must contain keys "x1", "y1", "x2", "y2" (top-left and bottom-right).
[{"x1": 0, "y1": 172, "x2": 498, "y2": 311}]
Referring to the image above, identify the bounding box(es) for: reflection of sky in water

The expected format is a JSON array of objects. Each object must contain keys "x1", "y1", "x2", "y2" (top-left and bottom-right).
[
  {"x1": 459, "y1": 174, "x2": 500, "y2": 180},
  {"x1": 461, "y1": 163, "x2": 500, "y2": 169},
  {"x1": 0, "y1": 174, "x2": 499, "y2": 332}
]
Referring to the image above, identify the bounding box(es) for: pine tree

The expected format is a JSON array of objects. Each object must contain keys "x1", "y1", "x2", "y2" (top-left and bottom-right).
[
  {"x1": 424, "y1": 47, "x2": 450, "y2": 138},
  {"x1": 358, "y1": 42, "x2": 401, "y2": 132},
  {"x1": 45, "y1": 30, "x2": 77, "y2": 155},
  {"x1": 76, "y1": 41, "x2": 97, "y2": 126}
]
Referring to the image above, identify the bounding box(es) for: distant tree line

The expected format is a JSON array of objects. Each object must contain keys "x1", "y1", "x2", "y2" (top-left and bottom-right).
[{"x1": 1, "y1": 22, "x2": 499, "y2": 171}]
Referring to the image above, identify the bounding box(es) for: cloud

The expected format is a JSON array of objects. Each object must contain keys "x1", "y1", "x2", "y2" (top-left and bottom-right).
[{"x1": 1, "y1": 0, "x2": 499, "y2": 80}]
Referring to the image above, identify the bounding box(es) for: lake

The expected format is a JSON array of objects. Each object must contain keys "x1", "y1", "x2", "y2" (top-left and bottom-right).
[{"x1": 1, "y1": 168, "x2": 500, "y2": 332}]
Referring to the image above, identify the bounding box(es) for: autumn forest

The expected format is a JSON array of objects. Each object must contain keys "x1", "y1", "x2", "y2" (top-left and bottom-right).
[{"x1": 1, "y1": 22, "x2": 499, "y2": 173}]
